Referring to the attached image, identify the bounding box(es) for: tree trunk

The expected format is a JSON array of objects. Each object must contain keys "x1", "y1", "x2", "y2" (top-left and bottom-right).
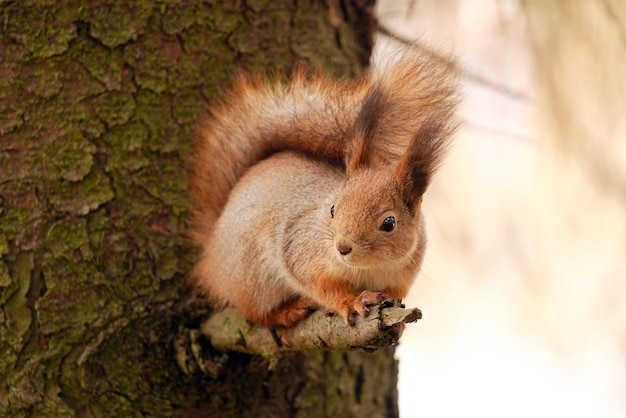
[{"x1": 0, "y1": 1, "x2": 400, "y2": 416}]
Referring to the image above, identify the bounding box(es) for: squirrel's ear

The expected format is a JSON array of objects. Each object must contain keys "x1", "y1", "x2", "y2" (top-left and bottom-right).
[
  {"x1": 346, "y1": 84, "x2": 387, "y2": 174},
  {"x1": 394, "y1": 118, "x2": 452, "y2": 214}
]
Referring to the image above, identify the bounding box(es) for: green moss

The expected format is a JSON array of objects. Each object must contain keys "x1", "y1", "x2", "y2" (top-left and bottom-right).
[
  {"x1": 245, "y1": 0, "x2": 273, "y2": 13},
  {"x1": 178, "y1": 27, "x2": 235, "y2": 95},
  {"x1": 123, "y1": 32, "x2": 176, "y2": 93},
  {"x1": 124, "y1": 26, "x2": 208, "y2": 93},
  {"x1": 42, "y1": 130, "x2": 95, "y2": 182},
  {"x1": 134, "y1": 90, "x2": 181, "y2": 153},
  {"x1": 0, "y1": 183, "x2": 44, "y2": 246},
  {"x1": 154, "y1": 244, "x2": 177, "y2": 282},
  {"x1": 0, "y1": 345, "x2": 18, "y2": 391},
  {"x1": 161, "y1": 2, "x2": 197, "y2": 35},
  {"x1": 3, "y1": 252, "x2": 33, "y2": 351},
  {"x1": 72, "y1": 39, "x2": 124, "y2": 91},
  {"x1": 35, "y1": 138, "x2": 117, "y2": 191},
  {"x1": 87, "y1": 213, "x2": 160, "y2": 299},
  {"x1": 227, "y1": 28, "x2": 255, "y2": 55},
  {"x1": 48, "y1": 170, "x2": 114, "y2": 216},
  {"x1": 0, "y1": 108, "x2": 25, "y2": 136},
  {"x1": 0, "y1": 42, "x2": 25, "y2": 87},
  {"x1": 17, "y1": 100, "x2": 69, "y2": 143},
  {"x1": 36, "y1": 261, "x2": 110, "y2": 335},
  {"x1": 3, "y1": 149, "x2": 34, "y2": 181},
  {"x1": 0, "y1": 234, "x2": 8, "y2": 257},
  {"x1": 44, "y1": 217, "x2": 89, "y2": 260},
  {"x1": 92, "y1": 91, "x2": 136, "y2": 128},
  {"x1": 101, "y1": 123, "x2": 150, "y2": 173},
  {"x1": 7, "y1": 359, "x2": 45, "y2": 411},
  {"x1": 179, "y1": 25, "x2": 217, "y2": 55},
  {"x1": 53, "y1": 60, "x2": 108, "y2": 108},
  {"x1": 132, "y1": 160, "x2": 188, "y2": 215},
  {"x1": 85, "y1": 208, "x2": 109, "y2": 257},
  {"x1": 91, "y1": 228, "x2": 130, "y2": 279},
  {"x1": 66, "y1": 98, "x2": 107, "y2": 141},
  {"x1": 5, "y1": 4, "x2": 78, "y2": 58},
  {"x1": 227, "y1": 4, "x2": 293, "y2": 71},
  {"x1": 19, "y1": 60, "x2": 63, "y2": 99},
  {"x1": 30, "y1": 395, "x2": 75, "y2": 418},
  {"x1": 87, "y1": 1, "x2": 154, "y2": 48},
  {"x1": 36, "y1": 238, "x2": 116, "y2": 333},
  {"x1": 193, "y1": 2, "x2": 217, "y2": 29},
  {"x1": 101, "y1": 122, "x2": 147, "y2": 152},
  {"x1": 43, "y1": 327, "x2": 85, "y2": 361},
  {"x1": 215, "y1": 17, "x2": 241, "y2": 36},
  {"x1": 0, "y1": 262, "x2": 10, "y2": 287},
  {"x1": 171, "y1": 91, "x2": 204, "y2": 132},
  {"x1": 168, "y1": 56, "x2": 204, "y2": 92}
]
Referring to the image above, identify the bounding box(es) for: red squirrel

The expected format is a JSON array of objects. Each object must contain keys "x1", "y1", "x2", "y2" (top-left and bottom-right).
[{"x1": 188, "y1": 50, "x2": 457, "y2": 327}]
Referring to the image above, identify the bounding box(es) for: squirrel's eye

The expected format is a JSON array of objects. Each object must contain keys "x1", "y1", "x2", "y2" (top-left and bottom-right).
[
  {"x1": 380, "y1": 216, "x2": 396, "y2": 232},
  {"x1": 330, "y1": 205, "x2": 335, "y2": 218}
]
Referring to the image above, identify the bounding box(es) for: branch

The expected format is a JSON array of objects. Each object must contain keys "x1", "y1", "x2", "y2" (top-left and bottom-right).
[{"x1": 200, "y1": 301, "x2": 422, "y2": 359}]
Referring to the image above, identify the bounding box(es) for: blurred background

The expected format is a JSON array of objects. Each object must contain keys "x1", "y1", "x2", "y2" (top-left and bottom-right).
[{"x1": 373, "y1": 1, "x2": 626, "y2": 416}]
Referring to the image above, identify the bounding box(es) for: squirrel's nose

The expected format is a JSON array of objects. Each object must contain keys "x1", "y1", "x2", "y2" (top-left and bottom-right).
[{"x1": 336, "y1": 243, "x2": 352, "y2": 256}]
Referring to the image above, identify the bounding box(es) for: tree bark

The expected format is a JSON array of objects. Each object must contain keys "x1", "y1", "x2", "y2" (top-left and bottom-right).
[{"x1": 0, "y1": 1, "x2": 400, "y2": 416}]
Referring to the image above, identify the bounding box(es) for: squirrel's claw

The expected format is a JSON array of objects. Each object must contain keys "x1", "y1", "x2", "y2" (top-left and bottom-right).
[{"x1": 341, "y1": 291, "x2": 386, "y2": 326}]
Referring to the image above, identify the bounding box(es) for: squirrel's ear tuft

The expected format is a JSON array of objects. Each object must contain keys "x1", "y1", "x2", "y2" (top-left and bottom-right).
[
  {"x1": 394, "y1": 116, "x2": 455, "y2": 213},
  {"x1": 346, "y1": 84, "x2": 387, "y2": 174}
]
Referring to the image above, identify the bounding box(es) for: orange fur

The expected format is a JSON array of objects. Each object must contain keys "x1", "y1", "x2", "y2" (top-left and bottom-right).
[
  {"x1": 188, "y1": 49, "x2": 457, "y2": 327},
  {"x1": 244, "y1": 297, "x2": 319, "y2": 328}
]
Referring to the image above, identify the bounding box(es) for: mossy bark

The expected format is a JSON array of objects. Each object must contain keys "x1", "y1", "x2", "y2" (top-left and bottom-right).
[{"x1": 0, "y1": 1, "x2": 399, "y2": 417}]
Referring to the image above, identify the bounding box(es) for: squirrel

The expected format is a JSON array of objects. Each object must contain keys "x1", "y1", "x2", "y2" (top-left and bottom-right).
[{"x1": 188, "y1": 50, "x2": 457, "y2": 327}]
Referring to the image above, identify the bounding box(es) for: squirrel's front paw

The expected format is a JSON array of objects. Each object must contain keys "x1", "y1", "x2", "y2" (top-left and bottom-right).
[{"x1": 340, "y1": 291, "x2": 386, "y2": 326}]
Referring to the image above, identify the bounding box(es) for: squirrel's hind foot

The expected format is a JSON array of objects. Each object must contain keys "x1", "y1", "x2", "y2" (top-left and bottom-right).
[{"x1": 255, "y1": 296, "x2": 319, "y2": 328}]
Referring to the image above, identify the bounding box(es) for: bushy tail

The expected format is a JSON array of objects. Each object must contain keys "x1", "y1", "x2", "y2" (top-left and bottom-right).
[{"x1": 188, "y1": 49, "x2": 457, "y2": 243}]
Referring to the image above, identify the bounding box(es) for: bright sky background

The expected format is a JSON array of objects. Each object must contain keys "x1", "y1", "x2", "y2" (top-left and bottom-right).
[{"x1": 374, "y1": 1, "x2": 626, "y2": 417}]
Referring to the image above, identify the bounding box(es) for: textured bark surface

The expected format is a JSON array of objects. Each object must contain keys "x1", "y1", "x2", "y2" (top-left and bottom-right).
[{"x1": 0, "y1": 1, "x2": 400, "y2": 417}]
